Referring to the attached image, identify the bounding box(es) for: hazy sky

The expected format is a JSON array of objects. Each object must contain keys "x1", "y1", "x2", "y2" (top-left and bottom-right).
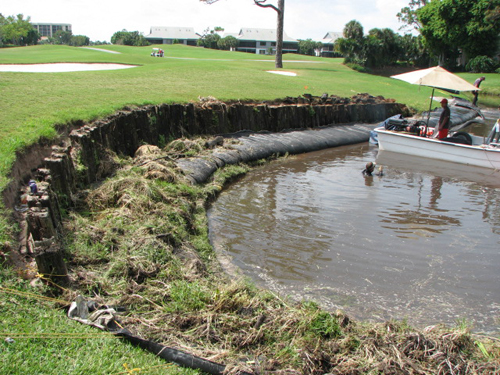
[{"x1": 3, "y1": 0, "x2": 412, "y2": 42}]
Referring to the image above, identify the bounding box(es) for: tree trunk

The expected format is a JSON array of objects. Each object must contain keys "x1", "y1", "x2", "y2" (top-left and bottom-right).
[
  {"x1": 253, "y1": 0, "x2": 285, "y2": 69},
  {"x1": 275, "y1": 0, "x2": 284, "y2": 69}
]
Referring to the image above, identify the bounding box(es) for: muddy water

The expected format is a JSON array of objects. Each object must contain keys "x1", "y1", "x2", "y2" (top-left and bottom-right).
[{"x1": 208, "y1": 115, "x2": 500, "y2": 334}]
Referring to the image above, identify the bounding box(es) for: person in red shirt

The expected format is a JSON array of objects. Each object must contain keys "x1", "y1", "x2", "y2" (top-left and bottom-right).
[{"x1": 433, "y1": 99, "x2": 451, "y2": 139}]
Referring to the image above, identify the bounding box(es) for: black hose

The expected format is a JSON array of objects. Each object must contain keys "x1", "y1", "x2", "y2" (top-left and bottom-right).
[{"x1": 115, "y1": 328, "x2": 253, "y2": 375}]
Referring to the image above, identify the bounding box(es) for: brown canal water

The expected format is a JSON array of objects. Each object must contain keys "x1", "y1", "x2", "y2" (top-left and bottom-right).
[{"x1": 207, "y1": 111, "x2": 500, "y2": 334}]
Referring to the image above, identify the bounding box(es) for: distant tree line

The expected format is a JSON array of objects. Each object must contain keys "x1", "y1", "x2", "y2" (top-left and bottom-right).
[
  {"x1": 335, "y1": 21, "x2": 429, "y2": 71},
  {"x1": 197, "y1": 28, "x2": 239, "y2": 50},
  {"x1": 38, "y1": 30, "x2": 92, "y2": 47},
  {"x1": 337, "y1": 0, "x2": 500, "y2": 72},
  {"x1": 297, "y1": 39, "x2": 322, "y2": 56},
  {"x1": 0, "y1": 14, "x2": 39, "y2": 46},
  {"x1": 0, "y1": 13, "x2": 105, "y2": 47},
  {"x1": 5, "y1": 0, "x2": 498, "y2": 73},
  {"x1": 110, "y1": 30, "x2": 149, "y2": 46},
  {"x1": 417, "y1": 0, "x2": 499, "y2": 72}
]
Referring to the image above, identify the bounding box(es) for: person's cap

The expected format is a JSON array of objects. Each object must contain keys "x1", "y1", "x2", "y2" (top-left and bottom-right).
[{"x1": 440, "y1": 98, "x2": 448, "y2": 104}]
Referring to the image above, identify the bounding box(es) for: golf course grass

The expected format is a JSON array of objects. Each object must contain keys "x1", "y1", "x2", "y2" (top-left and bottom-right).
[
  {"x1": 1, "y1": 44, "x2": 499, "y2": 374},
  {"x1": 2, "y1": 43, "x2": 499, "y2": 191}
]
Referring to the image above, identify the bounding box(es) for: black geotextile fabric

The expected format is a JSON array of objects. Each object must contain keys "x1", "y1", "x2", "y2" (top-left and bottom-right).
[{"x1": 176, "y1": 124, "x2": 376, "y2": 184}]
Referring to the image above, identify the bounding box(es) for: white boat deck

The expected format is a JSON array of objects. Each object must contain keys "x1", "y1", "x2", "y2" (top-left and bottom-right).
[{"x1": 375, "y1": 127, "x2": 500, "y2": 170}]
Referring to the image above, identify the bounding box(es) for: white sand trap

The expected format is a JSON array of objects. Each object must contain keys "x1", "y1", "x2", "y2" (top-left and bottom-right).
[
  {"x1": 0, "y1": 63, "x2": 137, "y2": 73},
  {"x1": 267, "y1": 70, "x2": 297, "y2": 76},
  {"x1": 81, "y1": 47, "x2": 121, "y2": 54}
]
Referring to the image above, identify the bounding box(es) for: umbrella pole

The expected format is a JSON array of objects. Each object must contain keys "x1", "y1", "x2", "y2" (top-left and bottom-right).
[{"x1": 424, "y1": 88, "x2": 435, "y2": 137}]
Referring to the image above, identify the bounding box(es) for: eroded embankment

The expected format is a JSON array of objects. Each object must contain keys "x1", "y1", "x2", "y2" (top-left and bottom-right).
[
  {"x1": 10, "y1": 96, "x2": 500, "y2": 374},
  {"x1": 6, "y1": 94, "x2": 407, "y2": 270},
  {"x1": 4, "y1": 94, "x2": 406, "y2": 209}
]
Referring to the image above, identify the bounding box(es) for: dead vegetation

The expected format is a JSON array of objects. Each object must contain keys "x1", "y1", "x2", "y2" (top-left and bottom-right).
[{"x1": 56, "y1": 136, "x2": 500, "y2": 374}]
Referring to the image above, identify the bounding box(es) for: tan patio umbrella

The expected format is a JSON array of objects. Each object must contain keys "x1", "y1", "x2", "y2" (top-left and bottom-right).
[{"x1": 391, "y1": 66, "x2": 479, "y2": 135}]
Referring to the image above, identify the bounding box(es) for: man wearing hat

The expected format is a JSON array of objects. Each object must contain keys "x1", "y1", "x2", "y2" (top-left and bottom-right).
[{"x1": 433, "y1": 98, "x2": 450, "y2": 139}]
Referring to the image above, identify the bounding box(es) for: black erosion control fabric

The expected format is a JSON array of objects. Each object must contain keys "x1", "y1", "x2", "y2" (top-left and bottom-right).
[{"x1": 176, "y1": 124, "x2": 376, "y2": 184}]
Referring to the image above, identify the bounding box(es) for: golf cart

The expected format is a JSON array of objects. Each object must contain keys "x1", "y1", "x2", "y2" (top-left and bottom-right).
[{"x1": 151, "y1": 48, "x2": 164, "y2": 57}]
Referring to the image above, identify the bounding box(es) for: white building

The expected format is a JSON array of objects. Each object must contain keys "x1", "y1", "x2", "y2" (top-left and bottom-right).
[
  {"x1": 145, "y1": 27, "x2": 200, "y2": 45},
  {"x1": 234, "y1": 28, "x2": 298, "y2": 55},
  {"x1": 319, "y1": 31, "x2": 343, "y2": 57},
  {"x1": 31, "y1": 23, "x2": 72, "y2": 39}
]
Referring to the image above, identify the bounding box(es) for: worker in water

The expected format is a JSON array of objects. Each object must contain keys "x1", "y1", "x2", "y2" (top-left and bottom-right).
[
  {"x1": 362, "y1": 162, "x2": 375, "y2": 176},
  {"x1": 432, "y1": 98, "x2": 450, "y2": 139},
  {"x1": 363, "y1": 162, "x2": 384, "y2": 177}
]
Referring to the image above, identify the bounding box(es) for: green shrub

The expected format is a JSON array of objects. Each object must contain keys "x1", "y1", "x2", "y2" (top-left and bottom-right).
[
  {"x1": 345, "y1": 61, "x2": 370, "y2": 73},
  {"x1": 466, "y1": 56, "x2": 499, "y2": 73}
]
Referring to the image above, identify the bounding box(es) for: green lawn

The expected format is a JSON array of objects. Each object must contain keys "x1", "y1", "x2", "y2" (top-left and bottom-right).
[
  {"x1": 0, "y1": 269, "x2": 200, "y2": 375},
  {"x1": 2, "y1": 44, "x2": 498, "y2": 191},
  {"x1": 1, "y1": 44, "x2": 499, "y2": 375}
]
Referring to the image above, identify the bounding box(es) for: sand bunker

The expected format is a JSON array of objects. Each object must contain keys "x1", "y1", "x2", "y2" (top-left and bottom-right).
[
  {"x1": 81, "y1": 47, "x2": 121, "y2": 54},
  {"x1": 0, "y1": 63, "x2": 137, "y2": 73},
  {"x1": 267, "y1": 70, "x2": 297, "y2": 76}
]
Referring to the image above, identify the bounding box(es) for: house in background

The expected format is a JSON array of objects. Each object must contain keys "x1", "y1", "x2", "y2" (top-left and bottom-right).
[
  {"x1": 31, "y1": 23, "x2": 72, "y2": 39},
  {"x1": 234, "y1": 28, "x2": 298, "y2": 55},
  {"x1": 144, "y1": 26, "x2": 317, "y2": 56},
  {"x1": 145, "y1": 27, "x2": 200, "y2": 46},
  {"x1": 319, "y1": 31, "x2": 343, "y2": 57}
]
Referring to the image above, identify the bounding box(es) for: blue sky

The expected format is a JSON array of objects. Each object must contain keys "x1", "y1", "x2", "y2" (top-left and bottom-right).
[{"x1": 3, "y1": 0, "x2": 413, "y2": 42}]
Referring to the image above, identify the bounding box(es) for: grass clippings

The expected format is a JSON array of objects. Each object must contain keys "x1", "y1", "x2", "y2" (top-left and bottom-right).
[{"x1": 22, "y1": 137, "x2": 496, "y2": 374}]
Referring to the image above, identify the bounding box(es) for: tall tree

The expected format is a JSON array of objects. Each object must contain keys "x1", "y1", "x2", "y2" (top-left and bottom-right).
[
  {"x1": 197, "y1": 28, "x2": 221, "y2": 49},
  {"x1": 336, "y1": 20, "x2": 365, "y2": 65},
  {"x1": 365, "y1": 28, "x2": 400, "y2": 68},
  {"x1": 397, "y1": 34, "x2": 430, "y2": 67},
  {"x1": 418, "y1": 0, "x2": 500, "y2": 66},
  {"x1": 200, "y1": 0, "x2": 285, "y2": 68},
  {"x1": 343, "y1": 19, "x2": 364, "y2": 41},
  {"x1": 0, "y1": 13, "x2": 39, "y2": 46},
  {"x1": 397, "y1": 0, "x2": 428, "y2": 32},
  {"x1": 218, "y1": 35, "x2": 239, "y2": 51}
]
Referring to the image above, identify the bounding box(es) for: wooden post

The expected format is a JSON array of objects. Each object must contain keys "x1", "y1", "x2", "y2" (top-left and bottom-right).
[{"x1": 33, "y1": 237, "x2": 70, "y2": 287}]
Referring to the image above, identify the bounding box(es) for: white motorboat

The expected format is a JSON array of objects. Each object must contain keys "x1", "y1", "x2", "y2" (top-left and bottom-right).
[{"x1": 374, "y1": 120, "x2": 500, "y2": 170}]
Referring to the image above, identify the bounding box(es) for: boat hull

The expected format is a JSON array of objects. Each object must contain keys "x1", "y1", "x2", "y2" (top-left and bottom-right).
[{"x1": 375, "y1": 127, "x2": 500, "y2": 170}]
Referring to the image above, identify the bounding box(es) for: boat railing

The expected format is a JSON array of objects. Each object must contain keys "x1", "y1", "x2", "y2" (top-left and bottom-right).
[{"x1": 485, "y1": 120, "x2": 500, "y2": 146}]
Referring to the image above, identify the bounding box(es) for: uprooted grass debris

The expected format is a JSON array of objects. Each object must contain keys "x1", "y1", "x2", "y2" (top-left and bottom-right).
[{"x1": 10, "y1": 137, "x2": 500, "y2": 373}]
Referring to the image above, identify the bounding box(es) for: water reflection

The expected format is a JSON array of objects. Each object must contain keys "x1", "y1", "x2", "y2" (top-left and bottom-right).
[
  {"x1": 378, "y1": 174, "x2": 461, "y2": 238},
  {"x1": 208, "y1": 140, "x2": 500, "y2": 334}
]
